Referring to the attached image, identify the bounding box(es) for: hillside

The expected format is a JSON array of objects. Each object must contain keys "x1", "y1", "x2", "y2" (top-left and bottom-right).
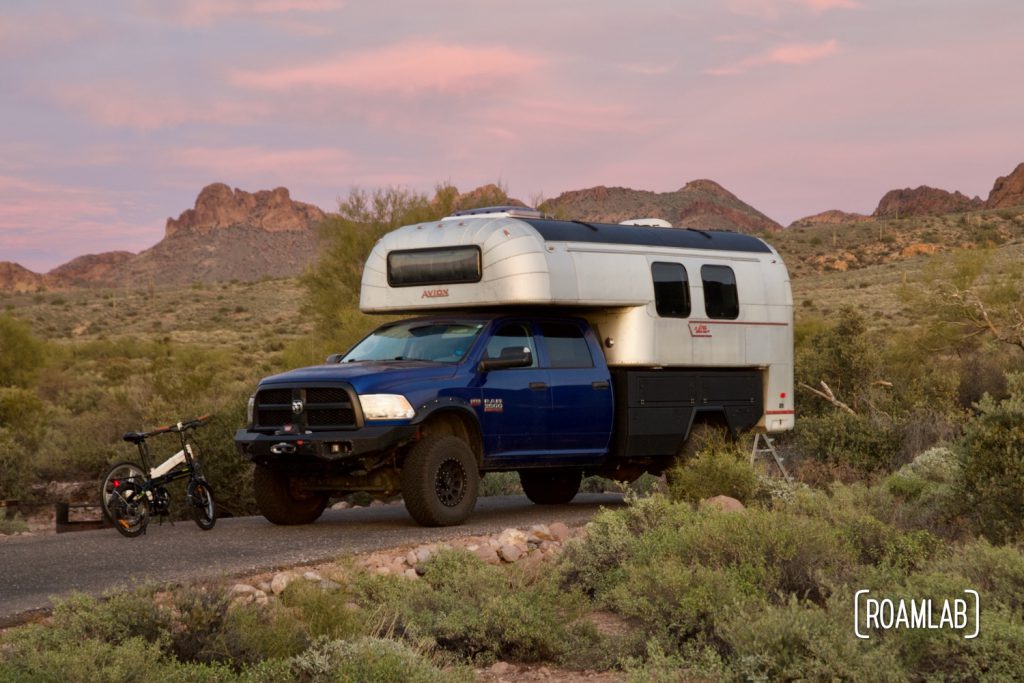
[
  {"x1": 4, "y1": 163, "x2": 1024, "y2": 293},
  {"x1": 539, "y1": 179, "x2": 782, "y2": 233}
]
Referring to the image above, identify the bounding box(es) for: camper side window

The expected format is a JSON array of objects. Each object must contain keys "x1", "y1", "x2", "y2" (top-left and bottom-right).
[
  {"x1": 701, "y1": 265, "x2": 739, "y2": 319},
  {"x1": 651, "y1": 262, "x2": 690, "y2": 318}
]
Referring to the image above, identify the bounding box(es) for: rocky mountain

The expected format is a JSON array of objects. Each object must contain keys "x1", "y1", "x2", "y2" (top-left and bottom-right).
[
  {"x1": 787, "y1": 209, "x2": 870, "y2": 229},
  {"x1": 539, "y1": 180, "x2": 782, "y2": 233},
  {"x1": 0, "y1": 262, "x2": 47, "y2": 293},
  {"x1": 48, "y1": 252, "x2": 135, "y2": 288},
  {"x1": 873, "y1": 186, "x2": 983, "y2": 219},
  {"x1": 987, "y1": 162, "x2": 1024, "y2": 209}
]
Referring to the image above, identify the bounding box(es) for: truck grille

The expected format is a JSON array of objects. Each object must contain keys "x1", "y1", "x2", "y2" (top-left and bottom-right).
[{"x1": 254, "y1": 384, "x2": 358, "y2": 431}]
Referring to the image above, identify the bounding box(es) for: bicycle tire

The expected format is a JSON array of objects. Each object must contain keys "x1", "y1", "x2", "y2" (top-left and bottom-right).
[
  {"x1": 100, "y1": 461, "x2": 150, "y2": 538},
  {"x1": 187, "y1": 479, "x2": 217, "y2": 530}
]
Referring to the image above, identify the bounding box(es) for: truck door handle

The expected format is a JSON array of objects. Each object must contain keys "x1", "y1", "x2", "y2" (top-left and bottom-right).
[
  {"x1": 592, "y1": 381, "x2": 609, "y2": 390},
  {"x1": 529, "y1": 382, "x2": 548, "y2": 390}
]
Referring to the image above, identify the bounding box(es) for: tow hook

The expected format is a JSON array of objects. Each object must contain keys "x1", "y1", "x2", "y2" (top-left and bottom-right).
[{"x1": 270, "y1": 442, "x2": 296, "y2": 455}]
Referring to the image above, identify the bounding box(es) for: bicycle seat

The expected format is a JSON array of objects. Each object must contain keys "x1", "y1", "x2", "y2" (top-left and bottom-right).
[{"x1": 122, "y1": 432, "x2": 146, "y2": 444}]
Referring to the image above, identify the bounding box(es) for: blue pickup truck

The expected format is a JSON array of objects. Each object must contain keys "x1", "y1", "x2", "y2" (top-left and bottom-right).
[{"x1": 236, "y1": 208, "x2": 793, "y2": 526}]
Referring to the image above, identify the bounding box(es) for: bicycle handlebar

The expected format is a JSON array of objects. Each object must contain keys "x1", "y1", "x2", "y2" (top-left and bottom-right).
[{"x1": 148, "y1": 415, "x2": 211, "y2": 436}]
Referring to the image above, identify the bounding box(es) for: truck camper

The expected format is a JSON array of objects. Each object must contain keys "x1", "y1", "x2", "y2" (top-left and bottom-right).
[{"x1": 236, "y1": 207, "x2": 794, "y2": 526}]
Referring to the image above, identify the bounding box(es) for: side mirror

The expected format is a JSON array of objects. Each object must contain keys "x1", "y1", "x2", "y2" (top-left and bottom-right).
[
  {"x1": 325, "y1": 353, "x2": 344, "y2": 364},
  {"x1": 478, "y1": 347, "x2": 532, "y2": 372}
]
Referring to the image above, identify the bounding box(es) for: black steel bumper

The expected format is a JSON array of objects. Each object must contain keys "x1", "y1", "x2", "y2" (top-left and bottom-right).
[{"x1": 234, "y1": 424, "x2": 418, "y2": 464}]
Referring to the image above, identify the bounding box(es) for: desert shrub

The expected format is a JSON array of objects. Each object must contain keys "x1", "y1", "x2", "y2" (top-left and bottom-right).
[
  {"x1": 955, "y1": 372, "x2": 1024, "y2": 543},
  {"x1": 622, "y1": 641, "x2": 727, "y2": 683},
  {"x1": 0, "y1": 314, "x2": 47, "y2": 387},
  {"x1": 719, "y1": 596, "x2": 906, "y2": 682},
  {"x1": 287, "y1": 637, "x2": 470, "y2": 683},
  {"x1": 479, "y1": 471, "x2": 522, "y2": 497},
  {"x1": 278, "y1": 580, "x2": 367, "y2": 643},
  {"x1": 356, "y1": 549, "x2": 591, "y2": 664},
  {"x1": 791, "y1": 410, "x2": 904, "y2": 475},
  {"x1": 882, "y1": 571, "x2": 1024, "y2": 680},
  {"x1": 563, "y1": 497, "x2": 859, "y2": 608},
  {"x1": 939, "y1": 539, "x2": 1024, "y2": 612},
  {"x1": 0, "y1": 429, "x2": 29, "y2": 500},
  {"x1": 666, "y1": 438, "x2": 758, "y2": 504},
  {"x1": 195, "y1": 400, "x2": 258, "y2": 517}
]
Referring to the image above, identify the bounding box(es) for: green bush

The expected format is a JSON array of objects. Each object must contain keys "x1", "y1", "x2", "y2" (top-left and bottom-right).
[
  {"x1": 955, "y1": 372, "x2": 1024, "y2": 543},
  {"x1": 791, "y1": 411, "x2": 903, "y2": 475},
  {"x1": 0, "y1": 314, "x2": 47, "y2": 387},
  {"x1": 719, "y1": 596, "x2": 905, "y2": 682},
  {"x1": 287, "y1": 637, "x2": 470, "y2": 683},
  {"x1": 666, "y1": 438, "x2": 758, "y2": 504}
]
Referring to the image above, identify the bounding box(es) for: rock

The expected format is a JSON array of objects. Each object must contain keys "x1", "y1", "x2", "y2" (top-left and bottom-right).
[
  {"x1": 472, "y1": 546, "x2": 501, "y2": 565},
  {"x1": 548, "y1": 522, "x2": 571, "y2": 542},
  {"x1": 873, "y1": 185, "x2": 983, "y2": 219},
  {"x1": 369, "y1": 500, "x2": 385, "y2": 508},
  {"x1": 499, "y1": 544, "x2": 524, "y2": 563},
  {"x1": 497, "y1": 528, "x2": 527, "y2": 547},
  {"x1": 415, "y1": 547, "x2": 432, "y2": 564},
  {"x1": 331, "y1": 501, "x2": 351, "y2": 510},
  {"x1": 403, "y1": 568, "x2": 419, "y2": 580},
  {"x1": 271, "y1": 571, "x2": 297, "y2": 594},
  {"x1": 702, "y1": 495, "x2": 746, "y2": 512},
  {"x1": 987, "y1": 162, "x2": 1024, "y2": 209},
  {"x1": 303, "y1": 571, "x2": 323, "y2": 582},
  {"x1": 228, "y1": 583, "x2": 259, "y2": 604},
  {"x1": 406, "y1": 550, "x2": 419, "y2": 566},
  {"x1": 529, "y1": 523, "x2": 553, "y2": 542},
  {"x1": 489, "y1": 661, "x2": 514, "y2": 676}
]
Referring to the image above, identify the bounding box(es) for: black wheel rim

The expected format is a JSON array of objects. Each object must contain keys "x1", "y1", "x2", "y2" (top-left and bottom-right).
[{"x1": 435, "y1": 458, "x2": 467, "y2": 507}]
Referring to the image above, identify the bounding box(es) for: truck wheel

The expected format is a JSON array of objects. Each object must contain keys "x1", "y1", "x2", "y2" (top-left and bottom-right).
[
  {"x1": 519, "y1": 468, "x2": 582, "y2": 505},
  {"x1": 401, "y1": 434, "x2": 479, "y2": 527},
  {"x1": 253, "y1": 465, "x2": 328, "y2": 525}
]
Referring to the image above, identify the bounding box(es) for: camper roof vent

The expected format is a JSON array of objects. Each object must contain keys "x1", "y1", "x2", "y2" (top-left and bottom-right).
[
  {"x1": 619, "y1": 218, "x2": 673, "y2": 228},
  {"x1": 445, "y1": 206, "x2": 545, "y2": 220}
]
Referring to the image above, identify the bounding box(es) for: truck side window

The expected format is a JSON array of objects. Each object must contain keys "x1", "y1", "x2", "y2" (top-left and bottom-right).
[
  {"x1": 485, "y1": 323, "x2": 538, "y2": 367},
  {"x1": 701, "y1": 265, "x2": 739, "y2": 319},
  {"x1": 651, "y1": 262, "x2": 690, "y2": 318},
  {"x1": 539, "y1": 321, "x2": 594, "y2": 368}
]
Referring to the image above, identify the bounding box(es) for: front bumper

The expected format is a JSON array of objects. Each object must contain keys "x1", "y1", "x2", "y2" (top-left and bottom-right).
[{"x1": 234, "y1": 424, "x2": 418, "y2": 464}]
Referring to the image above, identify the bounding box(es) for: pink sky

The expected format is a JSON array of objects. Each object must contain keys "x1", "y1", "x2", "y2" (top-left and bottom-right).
[{"x1": 1, "y1": 0, "x2": 1023, "y2": 272}]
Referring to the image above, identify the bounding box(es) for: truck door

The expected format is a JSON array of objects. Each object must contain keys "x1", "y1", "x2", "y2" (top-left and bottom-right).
[
  {"x1": 538, "y1": 320, "x2": 613, "y2": 459},
  {"x1": 478, "y1": 321, "x2": 551, "y2": 458}
]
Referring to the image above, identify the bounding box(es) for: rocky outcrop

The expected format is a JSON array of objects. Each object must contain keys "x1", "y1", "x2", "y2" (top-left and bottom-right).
[
  {"x1": 0, "y1": 262, "x2": 47, "y2": 293},
  {"x1": 541, "y1": 179, "x2": 782, "y2": 234},
  {"x1": 986, "y1": 162, "x2": 1024, "y2": 209},
  {"x1": 165, "y1": 183, "x2": 325, "y2": 237},
  {"x1": 873, "y1": 186, "x2": 983, "y2": 219},
  {"x1": 47, "y1": 252, "x2": 134, "y2": 287},
  {"x1": 788, "y1": 209, "x2": 870, "y2": 229}
]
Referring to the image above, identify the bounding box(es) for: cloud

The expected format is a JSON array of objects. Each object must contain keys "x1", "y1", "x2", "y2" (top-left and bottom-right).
[
  {"x1": 0, "y1": 175, "x2": 151, "y2": 271},
  {"x1": 231, "y1": 41, "x2": 546, "y2": 95},
  {"x1": 706, "y1": 39, "x2": 840, "y2": 76},
  {"x1": 618, "y1": 61, "x2": 677, "y2": 76},
  {"x1": 174, "y1": 0, "x2": 345, "y2": 26},
  {"x1": 725, "y1": 0, "x2": 861, "y2": 20},
  {"x1": 168, "y1": 146, "x2": 353, "y2": 184},
  {"x1": 52, "y1": 82, "x2": 269, "y2": 131}
]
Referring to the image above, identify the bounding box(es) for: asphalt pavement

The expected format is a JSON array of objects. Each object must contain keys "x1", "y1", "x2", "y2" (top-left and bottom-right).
[{"x1": 0, "y1": 493, "x2": 623, "y2": 626}]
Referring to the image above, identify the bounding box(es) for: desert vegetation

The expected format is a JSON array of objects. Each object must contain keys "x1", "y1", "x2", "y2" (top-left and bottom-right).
[{"x1": 2, "y1": 185, "x2": 1023, "y2": 678}]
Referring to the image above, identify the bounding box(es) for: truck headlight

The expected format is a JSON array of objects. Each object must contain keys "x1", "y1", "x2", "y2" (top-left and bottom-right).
[
  {"x1": 359, "y1": 394, "x2": 415, "y2": 421},
  {"x1": 247, "y1": 395, "x2": 255, "y2": 425}
]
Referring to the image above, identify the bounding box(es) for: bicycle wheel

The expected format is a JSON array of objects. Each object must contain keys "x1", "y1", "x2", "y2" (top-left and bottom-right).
[
  {"x1": 187, "y1": 479, "x2": 216, "y2": 530},
  {"x1": 100, "y1": 461, "x2": 150, "y2": 537}
]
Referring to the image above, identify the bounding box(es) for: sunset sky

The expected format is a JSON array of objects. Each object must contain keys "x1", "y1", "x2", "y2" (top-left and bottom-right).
[{"x1": 2, "y1": 0, "x2": 1023, "y2": 272}]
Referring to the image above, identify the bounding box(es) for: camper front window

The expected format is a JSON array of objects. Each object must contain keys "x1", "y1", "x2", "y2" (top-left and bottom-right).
[{"x1": 342, "y1": 321, "x2": 485, "y2": 364}]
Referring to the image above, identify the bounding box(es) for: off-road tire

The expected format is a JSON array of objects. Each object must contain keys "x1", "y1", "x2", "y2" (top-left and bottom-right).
[
  {"x1": 401, "y1": 434, "x2": 479, "y2": 527},
  {"x1": 253, "y1": 465, "x2": 328, "y2": 525},
  {"x1": 519, "y1": 468, "x2": 583, "y2": 505}
]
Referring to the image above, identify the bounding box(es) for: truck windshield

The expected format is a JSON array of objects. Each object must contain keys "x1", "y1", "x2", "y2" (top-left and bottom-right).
[{"x1": 341, "y1": 321, "x2": 486, "y2": 364}]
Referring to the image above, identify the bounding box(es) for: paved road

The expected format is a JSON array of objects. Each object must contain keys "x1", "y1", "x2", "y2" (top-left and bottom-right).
[{"x1": 0, "y1": 494, "x2": 623, "y2": 626}]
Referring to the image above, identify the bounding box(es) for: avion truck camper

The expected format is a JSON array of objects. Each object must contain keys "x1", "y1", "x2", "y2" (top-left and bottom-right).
[{"x1": 235, "y1": 207, "x2": 794, "y2": 526}]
